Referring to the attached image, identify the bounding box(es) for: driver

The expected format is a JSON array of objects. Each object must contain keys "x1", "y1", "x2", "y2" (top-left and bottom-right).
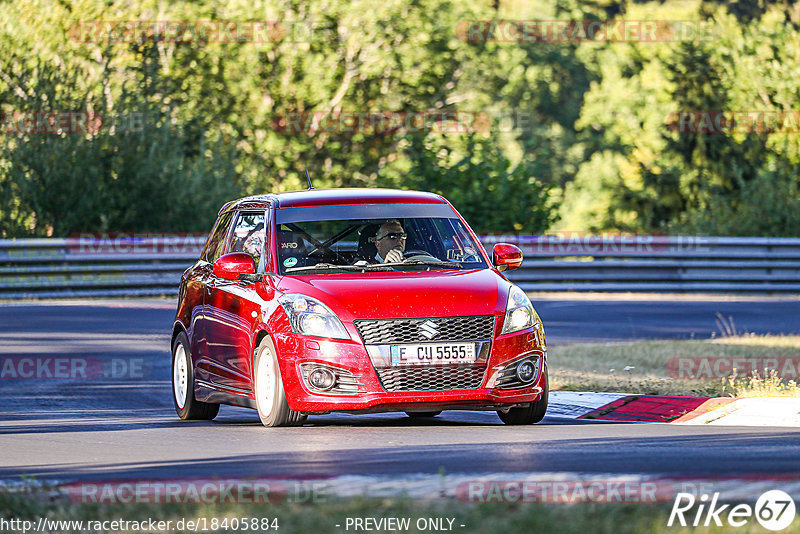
[{"x1": 375, "y1": 220, "x2": 407, "y2": 263}]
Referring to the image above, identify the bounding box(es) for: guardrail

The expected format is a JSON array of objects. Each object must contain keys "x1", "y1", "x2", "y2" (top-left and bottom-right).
[
  {"x1": 0, "y1": 236, "x2": 204, "y2": 299},
  {"x1": 483, "y1": 235, "x2": 800, "y2": 293},
  {"x1": 0, "y1": 235, "x2": 799, "y2": 298}
]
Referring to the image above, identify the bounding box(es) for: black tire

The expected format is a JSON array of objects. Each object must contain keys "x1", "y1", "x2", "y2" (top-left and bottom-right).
[
  {"x1": 406, "y1": 411, "x2": 442, "y2": 418},
  {"x1": 253, "y1": 337, "x2": 307, "y2": 427},
  {"x1": 172, "y1": 331, "x2": 219, "y2": 421},
  {"x1": 497, "y1": 368, "x2": 548, "y2": 425}
]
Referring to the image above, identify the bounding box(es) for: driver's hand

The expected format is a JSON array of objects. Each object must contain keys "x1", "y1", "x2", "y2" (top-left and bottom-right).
[{"x1": 384, "y1": 247, "x2": 404, "y2": 263}]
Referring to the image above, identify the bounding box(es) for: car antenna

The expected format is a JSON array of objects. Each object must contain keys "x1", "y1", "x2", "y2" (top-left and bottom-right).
[{"x1": 305, "y1": 169, "x2": 314, "y2": 190}]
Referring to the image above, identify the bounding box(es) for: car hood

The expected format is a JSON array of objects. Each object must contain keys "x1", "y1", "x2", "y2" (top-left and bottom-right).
[{"x1": 275, "y1": 269, "x2": 509, "y2": 320}]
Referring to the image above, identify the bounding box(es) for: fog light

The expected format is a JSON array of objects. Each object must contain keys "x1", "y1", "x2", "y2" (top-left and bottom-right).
[
  {"x1": 516, "y1": 360, "x2": 536, "y2": 383},
  {"x1": 308, "y1": 368, "x2": 336, "y2": 390}
]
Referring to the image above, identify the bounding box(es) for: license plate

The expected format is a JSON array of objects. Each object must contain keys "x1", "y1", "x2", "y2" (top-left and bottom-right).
[{"x1": 390, "y1": 343, "x2": 477, "y2": 366}]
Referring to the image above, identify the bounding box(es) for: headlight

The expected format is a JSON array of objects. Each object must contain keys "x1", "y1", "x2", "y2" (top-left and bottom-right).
[
  {"x1": 501, "y1": 285, "x2": 540, "y2": 335},
  {"x1": 278, "y1": 294, "x2": 350, "y2": 340}
]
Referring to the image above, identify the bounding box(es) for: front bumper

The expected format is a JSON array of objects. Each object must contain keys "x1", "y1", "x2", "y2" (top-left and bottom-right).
[{"x1": 272, "y1": 320, "x2": 547, "y2": 414}]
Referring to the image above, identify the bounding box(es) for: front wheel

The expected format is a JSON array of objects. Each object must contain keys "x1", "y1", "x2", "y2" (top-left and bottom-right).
[
  {"x1": 497, "y1": 369, "x2": 548, "y2": 425},
  {"x1": 172, "y1": 331, "x2": 219, "y2": 421},
  {"x1": 253, "y1": 337, "x2": 306, "y2": 427}
]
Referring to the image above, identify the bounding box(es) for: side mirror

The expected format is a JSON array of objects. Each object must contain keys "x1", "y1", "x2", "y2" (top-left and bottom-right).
[
  {"x1": 493, "y1": 243, "x2": 523, "y2": 272},
  {"x1": 214, "y1": 252, "x2": 256, "y2": 280}
]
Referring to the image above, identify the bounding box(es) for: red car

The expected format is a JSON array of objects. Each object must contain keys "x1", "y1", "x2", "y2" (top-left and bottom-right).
[{"x1": 171, "y1": 189, "x2": 548, "y2": 426}]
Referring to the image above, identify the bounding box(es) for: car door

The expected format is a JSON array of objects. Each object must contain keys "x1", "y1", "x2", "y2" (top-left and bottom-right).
[
  {"x1": 182, "y1": 260, "x2": 211, "y2": 356},
  {"x1": 192, "y1": 210, "x2": 235, "y2": 386},
  {"x1": 204, "y1": 211, "x2": 267, "y2": 396},
  {"x1": 182, "y1": 213, "x2": 234, "y2": 357}
]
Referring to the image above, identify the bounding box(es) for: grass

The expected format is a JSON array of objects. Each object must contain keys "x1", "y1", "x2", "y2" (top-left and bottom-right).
[
  {"x1": 549, "y1": 335, "x2": 800, "y2": 397},
  {"x1": 2, "y1": 489, "x2": 800, "y2": 534}
]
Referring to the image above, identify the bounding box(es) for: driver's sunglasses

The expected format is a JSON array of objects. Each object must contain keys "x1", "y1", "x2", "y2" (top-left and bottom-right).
[{"x1": 377, "y1": 232, "x2": 407, "y2": 241}]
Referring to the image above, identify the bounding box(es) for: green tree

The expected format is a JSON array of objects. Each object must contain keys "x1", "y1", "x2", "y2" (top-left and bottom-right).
[
  {"x1": 380, "y1": 133, "x2": 558, "y2": 233},
  {"x1": 0, "y1": 48, "x2": 241, "y2": 236}
]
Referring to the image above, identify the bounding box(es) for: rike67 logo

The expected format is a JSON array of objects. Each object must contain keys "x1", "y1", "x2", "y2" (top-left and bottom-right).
[{"x1": 669, "y1": 490, "x2": 796, "y2": 530}]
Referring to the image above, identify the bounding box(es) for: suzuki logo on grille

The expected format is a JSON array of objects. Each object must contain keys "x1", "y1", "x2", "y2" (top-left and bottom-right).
[{"x1": 419, "y1": 320, "x2": 440, "y2": 340}]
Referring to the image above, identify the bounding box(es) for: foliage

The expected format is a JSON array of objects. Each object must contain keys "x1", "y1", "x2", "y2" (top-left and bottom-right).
[
  {"x1": 0, "y1": 42, "x2": 240, "y2": 237},
  {"x1": 0, "y1": 0, "x2": 798, "y2": 236},
  {"x1": 381, "y1": 133, "x2": 557, "y2": 233},
  {"x1": 563, "y1": 2, "x2": 800, "y2": 235}
]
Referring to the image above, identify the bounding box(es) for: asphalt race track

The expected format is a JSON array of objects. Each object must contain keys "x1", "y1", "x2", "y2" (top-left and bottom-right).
[{"x1": 1, "y1": 297, "x2": 799, "y2": 485}]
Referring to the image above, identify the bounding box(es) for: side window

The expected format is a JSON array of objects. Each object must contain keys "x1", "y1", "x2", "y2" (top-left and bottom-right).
[
  {"x1": 203, "y1": 211, "x2": 235, "y2": 263},
  {"x1": 230, "y1": 212, "x2": 267, "y2": 270}
]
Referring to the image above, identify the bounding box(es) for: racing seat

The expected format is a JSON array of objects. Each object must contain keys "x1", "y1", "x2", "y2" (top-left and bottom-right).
[{"x1": 355, "y1": 224, "x2": 380, "y2": 263}]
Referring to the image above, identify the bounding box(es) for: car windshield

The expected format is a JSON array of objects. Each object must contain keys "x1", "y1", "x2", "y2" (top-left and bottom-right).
[{"x1": 274, "y1": 210, "x2": 487, "y2": 275}]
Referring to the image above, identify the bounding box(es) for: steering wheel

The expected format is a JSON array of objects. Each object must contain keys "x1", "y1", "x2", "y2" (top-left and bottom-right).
[{"x1": 402, "y1": 249, "x2": 437, "y2": 261}]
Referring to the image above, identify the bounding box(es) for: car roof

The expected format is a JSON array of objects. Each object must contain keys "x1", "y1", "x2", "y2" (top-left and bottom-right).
[{"x1": 220, "y1": 188, "x2": 446, "y2": 214}]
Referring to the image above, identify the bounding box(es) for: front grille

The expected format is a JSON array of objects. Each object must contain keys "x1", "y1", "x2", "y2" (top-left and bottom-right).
[
  {"x1": 376, "y1": 365, "x2": 486, "y2": 392},
  {"x1": 354, "y1": 316, "x2": 495, "y2": 344}
]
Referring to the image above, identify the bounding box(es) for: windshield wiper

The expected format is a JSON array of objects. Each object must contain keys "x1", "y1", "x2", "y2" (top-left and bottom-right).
[
  {"x1": 285, "y1": 259, "x2": 462, "y2": 274},
  {"x1": 380, "y1": 259, "x2": 463, "y2": 269},
  {"x1": 285, "y1": 263, "x2": 392, "y2": 273}
]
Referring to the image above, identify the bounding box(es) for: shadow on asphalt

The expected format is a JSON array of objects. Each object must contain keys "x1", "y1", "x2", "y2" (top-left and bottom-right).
[
  {"x1": 0, "y1": 411, "x2": 556, "y2": 434},
  {"x1": 1, "y1": 432, "x2": 799, "y2": 483}
]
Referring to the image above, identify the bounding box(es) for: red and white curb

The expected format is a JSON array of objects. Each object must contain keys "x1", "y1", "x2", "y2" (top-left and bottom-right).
[
  {"x1": 546, "y1": 392, "x2": 629, "y2": 419},
  {"x1": 549, "y1": 391, "x2": 800, "y2": 426}
]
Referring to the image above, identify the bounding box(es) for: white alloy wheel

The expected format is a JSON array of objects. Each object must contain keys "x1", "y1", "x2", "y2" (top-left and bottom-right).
[
  {"x1": 173, "y1": 343, "x2": 188, "y2": 409},
  {"x1": 253, "y1": 337, "x2": 306, "y2": 427},
  {"x1": 171, "y1": 331, "x2": 219, "y2": 421},
  {"x1": 255, "y1": 345, "x2": 278, "y2": 419}
]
